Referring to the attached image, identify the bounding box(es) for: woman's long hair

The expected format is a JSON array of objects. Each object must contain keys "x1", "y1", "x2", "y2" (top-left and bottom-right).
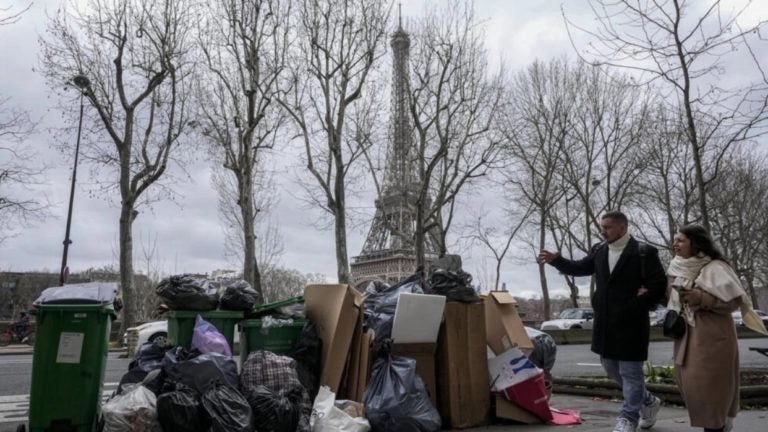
[{"x1": 678, "y1": 224, "x2": 726, "y2": 261}]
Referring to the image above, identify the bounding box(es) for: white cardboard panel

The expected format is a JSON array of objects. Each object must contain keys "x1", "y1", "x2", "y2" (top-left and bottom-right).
[{"x1": 391, "y1": 292, "x2": 446, "y2": 343}]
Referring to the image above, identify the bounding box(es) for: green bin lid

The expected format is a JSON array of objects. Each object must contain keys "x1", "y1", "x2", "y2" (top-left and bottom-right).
[
  {"x1": 166, "y1": 309, "x2": 244, "y2": 319},
  {"x1": 248, "y1": 296, "x2": 305, "y2": 318}
]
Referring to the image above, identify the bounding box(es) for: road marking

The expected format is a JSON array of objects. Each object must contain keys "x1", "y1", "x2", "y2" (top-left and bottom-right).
[
  {"x1": 577, "y1": 362, "x2": 604, "y2": 367},
  {"x1": 0, "y1": 383, "x2": 117, "y2": 424}
]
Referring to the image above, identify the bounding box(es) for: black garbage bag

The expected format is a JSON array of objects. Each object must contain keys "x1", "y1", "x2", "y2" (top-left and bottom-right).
[
  {"x1": 201, "y1": 381, "x2": 253, "y2": 432},
  {"x1": 428, "y1": 268, "x2": 478, "y2": 303},
  {"x1": 219, "y1": 280, "x2": 262, "y2": 312},
  {"x1": 244, "y1": 385, "x2": 300, "y2": 432},
  {"x1": 130, "y1": 342, "x2": 172, "y2": 372},
  {"x1": 116, "y1": 368, "x2": 148, "y2": 396},
  {"x1": 141, "y1": 369, "x2": 167, "y2": 397},
  {"x1": 157, "y1": 383, "x2": 209, "y2": 432},
  {"x1": 525, "y1": 326, "x2": 557, "y2": 395},
  {"x1": 363, "y1": 356, "x2": 441, "y2": 432},
  {"x1": 240, "y1": 351, "x2": 312, "y2": 432},
  {"x1": 363, "y1": 274, "x2": 424, "y2": 348},
  {"x1": 162, "y1": 347, "x2": 239, "y2": 393},
  {"x1": 156, "y1": 275, "x2": 219, "y2": 311},
  {"x1": 289, "y1": 322, "x2": 323, "y2": 400}
]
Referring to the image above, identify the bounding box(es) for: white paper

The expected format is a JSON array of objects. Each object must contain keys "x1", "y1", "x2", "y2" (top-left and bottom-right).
[
  {"x1": 391, "y1": 293, "x2": 446, "y2": 344},
  {"x1": 56, "y1": 332, "x2": 84, "y2": 364}
]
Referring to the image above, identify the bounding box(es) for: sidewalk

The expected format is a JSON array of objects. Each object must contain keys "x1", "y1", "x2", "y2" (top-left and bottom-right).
[
  {"x1": 2, "y1": 344, "x2": 766, "y2": 431},
  {"x1": 477, "y1": 393, "x2": 768, "y2": 431}
]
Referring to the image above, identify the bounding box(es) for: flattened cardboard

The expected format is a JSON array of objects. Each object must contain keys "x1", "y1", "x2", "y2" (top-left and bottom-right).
[
  {"x1": 392, "y1": 342, "x2": 437, "y2": 406},
  {"x1": 436, "y1": 302, "x2": 490, "y2": 429},
  {"x1": 391, "y1": 293, "x2": 446, "y2": 343},
  {"x1": 304, "y1": 284, "x2": 362, "y2": 393},
  {"x1": 355, "y1": 329, "x2": 373, "y2": 401},
  {"x1": 495, "y1": 395, "x2": 543, "y2": 424},
  {"x1": 485, "y1": 291, "x2": 533, "y2": 355}
]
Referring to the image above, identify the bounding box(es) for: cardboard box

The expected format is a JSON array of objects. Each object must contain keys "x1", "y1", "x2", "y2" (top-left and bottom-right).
[
  {"x1": 436, "y1": 302, "x2": 490, "y2": 429},
  {"x1": 304, "y1": 284, "x2": 363, "y2": 394},
  {"x1": 392, "y1": 342, "x2": 437, "y2": 406},
  {"x1": 485, "y1": 291, "x2": 533, "y2": 355},
  {"x1": 345, "y1": 327, "x2": 373, "y2": 402},
  {"x1": 495, "y1": 395, "x2": 543, "y2": 424}
]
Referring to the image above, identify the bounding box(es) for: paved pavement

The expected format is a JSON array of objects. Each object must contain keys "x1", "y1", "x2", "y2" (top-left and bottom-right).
[
  {"x1": 2, "y1": 344, "x2": 766, "y2": 431},
  {"x1": 476, "y1": 393, "x2": 768, "y2": 431}
]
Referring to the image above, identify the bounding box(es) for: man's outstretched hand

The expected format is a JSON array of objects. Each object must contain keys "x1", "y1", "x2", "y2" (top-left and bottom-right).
[{"x1": 537, "y1": 250, "x2": 559, "y2": 264}]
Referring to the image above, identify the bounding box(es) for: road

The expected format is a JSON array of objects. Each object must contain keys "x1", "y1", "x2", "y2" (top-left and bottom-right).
[
  {"x1": 0, "y1": 339, "x2": 766, "y2": 430},
  {"x1": 551, "y1": 338, "x2": 768, "y2": 377}
]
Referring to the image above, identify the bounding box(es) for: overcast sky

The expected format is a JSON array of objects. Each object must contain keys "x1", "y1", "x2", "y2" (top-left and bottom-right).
[{"x1": 1, "y1": 0, "x2": 765, "y2": 299}]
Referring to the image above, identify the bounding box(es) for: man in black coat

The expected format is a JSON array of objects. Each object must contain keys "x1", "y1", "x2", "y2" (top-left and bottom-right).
[{"x1": 538, "y1": 211, "x2": 666, "y2": 432}]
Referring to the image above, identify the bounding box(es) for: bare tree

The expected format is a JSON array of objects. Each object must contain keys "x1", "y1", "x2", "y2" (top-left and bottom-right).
[
  {"x1": 632, "y1": 104, "x2": 698, "y2": 249},
  {"x1": 502, "y1": 58, "x2": 576, "y2": 320},
  {"x1": 565, "y1": 0, "x2": 768, "y2": 232},
  {"x1": 277, "y1": 0, "x2": 391, "y2": 283},
  {"x1": 462, "y1": 203, "x2": 531, "y2": 291},
  {"x1": 0, "y1": 96, "x2": 46, "y2": 244},
  {"x1": 408, "y1": 0, "x2": 505, "y2": 268},
  {"x1": 260, "y1": 266, "x2": 325, "y2": 303},
  {"x1": 211, "y1": 167, "x2": 284, "y2": 277},
  {"x1": 0, "y1": 1, "x2": 31, "y2": 26},
  {"x1": 709, "y1": 149, "x2": 768, "y2": 309},
  {"x1": 39, "y1": 0, "x2": 195, "y2": 331},
  {"x1": 195, "y1": 0, "x2": 291, "y2": 296}
]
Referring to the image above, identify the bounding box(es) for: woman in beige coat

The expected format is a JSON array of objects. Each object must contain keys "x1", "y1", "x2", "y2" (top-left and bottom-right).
[{"x1": 667, "y1": 225, "x2": 768, "y2": 432}]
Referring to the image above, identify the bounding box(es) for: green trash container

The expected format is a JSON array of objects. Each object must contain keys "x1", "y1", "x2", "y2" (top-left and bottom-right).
[
  {"x1": 27, "y1": 304, "x2": 116, "y2": 432},
  {"x1": 166, "y1": 310, "x2": 244, "y2": 350},
  {"x1": 247, "y1": 295, "x2": 304, "y2": 318},
  {"x1": 238, "y1": 318, "x2": 307, "y2": 364}
]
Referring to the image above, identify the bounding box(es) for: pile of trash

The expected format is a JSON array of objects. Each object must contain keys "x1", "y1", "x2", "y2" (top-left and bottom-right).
[{"x1": 102, "y1": 259, "x2": 572, "y2": 431}]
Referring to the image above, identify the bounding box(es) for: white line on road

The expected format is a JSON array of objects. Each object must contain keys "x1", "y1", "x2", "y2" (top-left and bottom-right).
[
  {"x1": 576, "y1": 362, "x2": 604, "y2": 367},
  {"x1": 0, "y1": 383, "x2": 117, "y2": 424}
]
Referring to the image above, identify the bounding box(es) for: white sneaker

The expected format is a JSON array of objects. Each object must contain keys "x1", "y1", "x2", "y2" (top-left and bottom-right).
[
  {"x1": 639, "y1": 395, "x2": 661, "y2": 429},
  {"x1": 613, "y1": 417, "x2": 638, "y2": 432},
  {"x1": 724, "y1": 416, "x2": 734, "y2": 432}
]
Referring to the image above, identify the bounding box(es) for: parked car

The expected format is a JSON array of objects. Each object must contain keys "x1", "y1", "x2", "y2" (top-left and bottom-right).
[
  {"x1": 540, "y1": 308, "x2": 594, "y2": 330},
  {"x1": 649, "y1": 307, "x2": 668, "y2": 327},
  {"x1": 732, "y1": 310, "x2": 768, "y2": 326},
  {"x1": 123, "y1": 320, "x2": 168, "y2": 348}
]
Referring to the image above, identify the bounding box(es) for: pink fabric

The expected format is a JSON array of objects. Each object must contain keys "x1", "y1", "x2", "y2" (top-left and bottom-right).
[{"x1": 547, "y1": 407, "x2": 581, "y2": 425}]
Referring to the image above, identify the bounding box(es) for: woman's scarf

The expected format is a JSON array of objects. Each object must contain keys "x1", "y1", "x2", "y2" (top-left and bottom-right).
[
  {"x1": 667, "y1": 255, "x2": 768, "y2": 335},
  {"x1": 666, "y1": 255, "x2": 711, "y2": 327}
]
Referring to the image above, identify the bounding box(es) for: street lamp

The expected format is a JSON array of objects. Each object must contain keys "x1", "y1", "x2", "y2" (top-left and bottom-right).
[{"x1": 59, "y1": 74, "x2": 90, "y2": 285}]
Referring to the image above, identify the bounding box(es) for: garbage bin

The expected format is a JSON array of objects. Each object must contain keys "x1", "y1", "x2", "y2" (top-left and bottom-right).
[
  {"x1": 247, "y1": 295, "x2": 304, "y2": 318},
  {"x1": 238, "y1": 318, "x2": 307, "y2": 363},
  {"x1": 26, "y1": 304, "x2": 116, "y2": 432},
  {"x1": 166, "y1": 310, "x2": 244, "y2": 350}
]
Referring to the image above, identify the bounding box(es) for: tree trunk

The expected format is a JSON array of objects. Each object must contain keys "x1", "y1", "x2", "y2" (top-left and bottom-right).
[
  {"x1": 334, "y1": 163, "x2": 350, "y2": 284},
  {"x1": 240, "y1": 173, "x2": 262, "y2": 298},
  {"x1": 538, "y1": 211, "x2": 551, "y2": 320},
  {"x1": 119, "y1": 201, "x2": 136, "y2": 334}
]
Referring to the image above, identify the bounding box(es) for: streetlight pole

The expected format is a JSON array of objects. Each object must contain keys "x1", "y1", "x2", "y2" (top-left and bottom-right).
[{"x1": 60, "y1": 74, "x2": 90, "y2": 285}]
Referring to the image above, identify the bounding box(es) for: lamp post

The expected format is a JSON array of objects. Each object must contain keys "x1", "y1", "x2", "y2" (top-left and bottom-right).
[{"x1": 59, "y1": 74, "x2": 90, "y2": 285}]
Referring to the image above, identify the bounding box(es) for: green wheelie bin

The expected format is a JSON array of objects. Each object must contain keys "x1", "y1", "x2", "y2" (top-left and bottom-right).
[{"x1": 25, "y1": 304, "x2": 116, "y2": 432}]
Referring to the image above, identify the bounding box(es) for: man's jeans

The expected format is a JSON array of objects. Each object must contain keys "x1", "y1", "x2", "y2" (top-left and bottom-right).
[{"x1": 601, "y1": 357, "x2": 654, "y2": 424}]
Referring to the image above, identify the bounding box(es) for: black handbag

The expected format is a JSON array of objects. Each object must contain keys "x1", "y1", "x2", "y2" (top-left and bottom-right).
[{"x1": 662, "y1": 309, "x2": 686, "y2": 339}]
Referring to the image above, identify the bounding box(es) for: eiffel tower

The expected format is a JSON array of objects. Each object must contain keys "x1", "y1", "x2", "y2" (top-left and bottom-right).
[{"x1": 350, "y1": 12, "x2": 438, "y2": 288}]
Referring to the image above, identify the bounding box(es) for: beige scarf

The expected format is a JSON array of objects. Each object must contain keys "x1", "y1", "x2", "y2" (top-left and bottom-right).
[{"x1": 667, "y1": 256, "x2": 767, "y2": 335}]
